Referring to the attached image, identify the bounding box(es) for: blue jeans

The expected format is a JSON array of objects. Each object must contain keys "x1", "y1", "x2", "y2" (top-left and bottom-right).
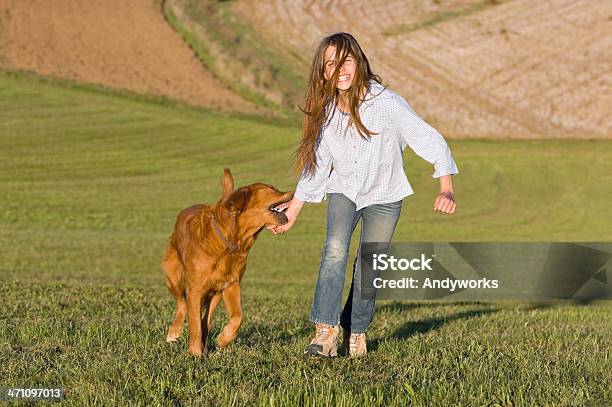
[{"x1": 308, "y1": 193, "x2": 403, "y2": 334}]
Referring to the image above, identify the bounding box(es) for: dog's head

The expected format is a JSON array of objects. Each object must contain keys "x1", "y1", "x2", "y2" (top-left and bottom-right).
[{"x1": 221, "y1": 168, "x2": 293, "y2": 227}]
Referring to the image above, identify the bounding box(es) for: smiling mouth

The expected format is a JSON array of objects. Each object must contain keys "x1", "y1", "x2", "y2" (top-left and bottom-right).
[{"x1": 338, "y1": 75, "x2": 350, "y2": 81}]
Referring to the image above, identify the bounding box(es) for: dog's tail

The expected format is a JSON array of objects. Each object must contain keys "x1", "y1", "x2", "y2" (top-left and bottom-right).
[{"x1": 162, "y1": 245, "x2": 186, "y2": 300}]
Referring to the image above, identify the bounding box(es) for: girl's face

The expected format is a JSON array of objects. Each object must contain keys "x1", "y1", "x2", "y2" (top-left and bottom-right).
[{"x1": 323, "y1": 45, "x2": 356, "y2": 91}]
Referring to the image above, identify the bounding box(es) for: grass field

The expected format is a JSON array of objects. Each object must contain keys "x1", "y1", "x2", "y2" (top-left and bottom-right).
[{"x1": 1, "y1": 70, "x2": 611, "y2": 405}]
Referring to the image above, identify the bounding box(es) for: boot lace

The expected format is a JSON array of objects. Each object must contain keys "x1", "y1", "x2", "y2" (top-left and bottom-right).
[
  {"x1": 314, "y1": 323, "x2": 335, "y2": 344},
  {"x1": 349, "y1": 333, "x2": 365, "y2": 350}
]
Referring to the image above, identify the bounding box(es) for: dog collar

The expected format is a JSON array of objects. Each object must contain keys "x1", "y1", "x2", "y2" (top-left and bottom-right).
[{"x1": 209, "y1": 213, "x2": 240, "y2": 253}]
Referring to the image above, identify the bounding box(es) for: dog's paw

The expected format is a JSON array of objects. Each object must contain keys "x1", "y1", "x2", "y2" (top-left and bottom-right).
[
  {"x1": 166, "y1": 329, "x2": 181, "y2": 342},
  {"x1": 216, "y1": 337, "x2": 231, "y2": 348},
  {"x1": 188, "y1": 345, "x2": 205, "y2": 358},
  {"x1": 166, "y1": 325, "x2": 182, "y2": 342}
]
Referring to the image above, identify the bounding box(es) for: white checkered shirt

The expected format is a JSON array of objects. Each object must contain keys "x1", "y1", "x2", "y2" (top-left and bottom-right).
[{"x1": 294, "y1": 81, "x2": 459, "y2": 210}]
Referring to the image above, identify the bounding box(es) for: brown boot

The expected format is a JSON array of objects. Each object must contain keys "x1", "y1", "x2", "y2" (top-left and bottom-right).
[
  {"x1": 348, "y1": 332, "x2": 367, "y2": 358},
  {"x1": 303, "y1": 323, "x2": 339, "y2": 358}
]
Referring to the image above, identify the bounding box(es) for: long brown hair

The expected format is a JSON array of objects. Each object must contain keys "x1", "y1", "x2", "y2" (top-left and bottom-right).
[{"x1": 295, "y1": 32, "x2": 383, "y2": 177}]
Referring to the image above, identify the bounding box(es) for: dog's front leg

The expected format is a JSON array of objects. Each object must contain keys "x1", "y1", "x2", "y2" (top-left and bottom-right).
[
  {"x1": 217, "y1": 283, "x2": 242, "y2": 348},
  {"x1": 206, "y1": 293, "x2": 222, "y2": 333},
  {"x1": 186, "y1": 288, "x2": 209, "y2": 357}
]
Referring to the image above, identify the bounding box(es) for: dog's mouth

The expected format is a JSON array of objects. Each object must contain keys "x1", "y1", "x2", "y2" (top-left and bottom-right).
[
  {"x1": 269, "y1": 199, "x2": 291, "y2": 213},
  {"x1": 268, "y1": 198, "x2": 291, "y2": 225}
]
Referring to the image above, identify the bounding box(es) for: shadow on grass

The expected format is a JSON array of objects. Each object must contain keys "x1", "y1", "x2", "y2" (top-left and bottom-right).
[
  {"x1": 226, "y1": 302, "x2": 501, "y2": 353},
  {"x1": 367, "y1": 301, "x2": 567, "y2": 352},
  {"x1": 198, "y1": 300, "x2": 577, "y2": 354},
  {"x1": 368, "y1": 303, "x2": 499, "y2": 352}
]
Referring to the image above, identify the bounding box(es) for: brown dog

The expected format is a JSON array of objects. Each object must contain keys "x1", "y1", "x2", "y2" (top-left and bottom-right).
[{"x1": 162, "y1": 169, "x2": 293, "y2": 357}]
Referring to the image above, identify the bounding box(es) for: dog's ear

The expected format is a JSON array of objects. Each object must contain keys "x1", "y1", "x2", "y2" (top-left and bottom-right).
[
  {"x1": 222, "y1": 168, "x2": 234, "y2": 198},
  {"x1": 225, "y1": 188, "x2": 249, "y2": 215}
]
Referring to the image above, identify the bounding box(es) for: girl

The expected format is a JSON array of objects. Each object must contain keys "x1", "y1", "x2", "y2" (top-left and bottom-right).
[{"x1": 269, "y1": 32, "x2": 458, "y2": 358}]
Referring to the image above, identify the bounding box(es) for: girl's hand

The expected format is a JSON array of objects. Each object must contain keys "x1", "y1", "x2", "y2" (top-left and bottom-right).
[
  {"x1": 267, "y1": 198, "x2": 304, "y2": 235},
  {"x1": 434, "y1": 191, "x2": 456, "y2": 214},
  {"x1": 268, "y1": 209, "x2": 297, "y2": 234}
]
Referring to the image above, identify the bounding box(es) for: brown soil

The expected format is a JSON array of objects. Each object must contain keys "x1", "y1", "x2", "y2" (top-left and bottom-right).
[
  {"x1": 234, "y1": 0, "x2": 612, "y2": 138},
  {"x1": 0, "y1": 0, "x2": 258, "y2": 113}
]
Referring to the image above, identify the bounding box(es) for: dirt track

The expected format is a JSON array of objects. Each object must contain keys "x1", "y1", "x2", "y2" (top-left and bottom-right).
[
  {"x1": 0, "y1": 0, "x2": 256, "y2": 113},
  {"x1": 235, "y1": 0, "x2": 612, "y2": 138}
]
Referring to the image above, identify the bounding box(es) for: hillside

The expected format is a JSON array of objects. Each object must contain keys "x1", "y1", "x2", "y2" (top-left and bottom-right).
[
  {"x1": 233, "y1": 0, "x2": 612, "y2": 138},
  {"x1": 0, "y1": 0, "x2": 609, "y2": 138},
  {"x1": 0, "y1": 0, "x2": 258, "y2": 113}
]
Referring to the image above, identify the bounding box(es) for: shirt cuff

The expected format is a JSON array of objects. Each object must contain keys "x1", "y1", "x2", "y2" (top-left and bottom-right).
[
  {"x1": 432, "y1": 152, "x2": 459, "y2": 178},
  {"x1": 294, "y1": 184, "x2": 326, "y2": 203}
]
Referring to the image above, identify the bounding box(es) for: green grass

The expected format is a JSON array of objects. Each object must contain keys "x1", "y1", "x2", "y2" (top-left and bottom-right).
[{"x1": 1, "y1": 70, "x2": 611, "y2": 405}]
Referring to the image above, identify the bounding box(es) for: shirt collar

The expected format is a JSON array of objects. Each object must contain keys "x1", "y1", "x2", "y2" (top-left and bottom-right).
[{"x1": 362, "y1": 81, "x2": 387, "y2": 107}]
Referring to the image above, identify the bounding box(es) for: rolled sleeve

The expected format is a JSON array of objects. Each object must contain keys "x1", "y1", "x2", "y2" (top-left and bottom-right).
[
  {"x1": 294, "y1": 135, "x2": 333, "y2": 203},
  {"x1": 391, "y1": 94, "x2": 459, "y2": 179},
  {"x1": 431, "y1": 146, "x2": 459, "y2": 178}
]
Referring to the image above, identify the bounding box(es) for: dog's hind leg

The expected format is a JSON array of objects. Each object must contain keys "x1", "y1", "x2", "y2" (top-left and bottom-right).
[
  {"x1": 163, "y1": 246, "x2": 186, "y2": 343},
  {"x1": 217, "y1": 283, "x2": 243, "y2": 348}
]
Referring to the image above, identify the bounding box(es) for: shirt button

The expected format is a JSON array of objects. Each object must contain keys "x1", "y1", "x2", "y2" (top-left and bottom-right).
[{"x1": 354, "y1": 161, "x2": 357, "y2": 164}]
